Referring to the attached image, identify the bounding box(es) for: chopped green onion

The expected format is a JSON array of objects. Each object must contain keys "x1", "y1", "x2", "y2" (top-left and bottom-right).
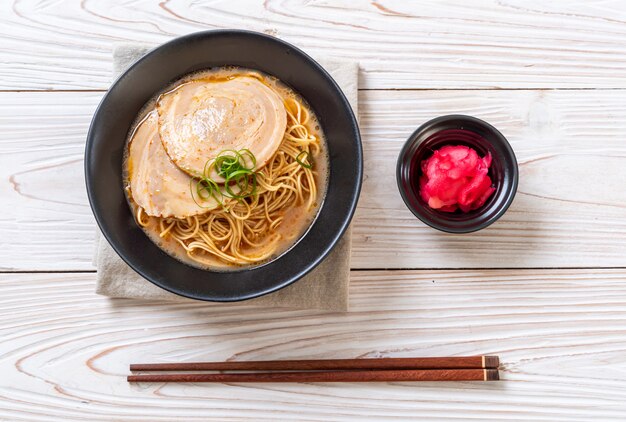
[
  {"x1": 238, "y1": 148, "x2": 256, "y2": 170},
  {"x1": 191, "y1": 148, "x2": 260, "y2": 207},
  {"x1": 296, "y1": 150, "x2": 313, "y2": 169},
  {"x1": 224, "y1": 172, "x2": 257, "y2": 200},
  {"x1": 190, "y1": 177, "x2": 223, "y2": 208}
]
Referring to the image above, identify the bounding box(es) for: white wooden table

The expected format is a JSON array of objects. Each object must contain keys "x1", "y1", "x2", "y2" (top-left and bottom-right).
[{"x1": 2, "y1": 1, "x2": 626, "y2": 420}]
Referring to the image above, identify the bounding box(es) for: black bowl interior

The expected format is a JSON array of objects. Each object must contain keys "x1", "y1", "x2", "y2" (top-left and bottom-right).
[
  {"x1": 396, "y1": 115, "x2": 518, "y2": 233},
  {"x1": 85, "y1": 30, "x2": 362, "y2": 301}
]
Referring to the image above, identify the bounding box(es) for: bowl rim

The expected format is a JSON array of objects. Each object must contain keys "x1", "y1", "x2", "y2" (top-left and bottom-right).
[
  {"x1": 396, "y1": 114, "x2": 518, "y2": 233},
  {"x1": 85, "y1": 29, "x2": 362, "y2": 301}
]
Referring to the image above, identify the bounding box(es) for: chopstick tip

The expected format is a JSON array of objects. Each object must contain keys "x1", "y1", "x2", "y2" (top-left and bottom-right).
[
  {"x1": 485, "y1": 369, "x2": 499, "y2": 381},
  {"x1": 484, "y1": 356, "x2": 500, "y2": 368}
]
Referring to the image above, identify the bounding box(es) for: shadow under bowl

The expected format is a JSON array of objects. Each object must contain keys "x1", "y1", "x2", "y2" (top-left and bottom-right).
[{"x1": 396, "y1": 115, "x2": 518, "y2": 233}]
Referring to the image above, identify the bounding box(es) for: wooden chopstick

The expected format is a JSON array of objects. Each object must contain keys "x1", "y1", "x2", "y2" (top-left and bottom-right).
[
  {"x1": 128, "y1": 368, "x2": 499, "y2": 383},
  {"x1": 128, "y1": 357, "x2": 500, "y2": 383},
  {"x1": 130, "y1": 356, "x2": 499, "y2": 372}
]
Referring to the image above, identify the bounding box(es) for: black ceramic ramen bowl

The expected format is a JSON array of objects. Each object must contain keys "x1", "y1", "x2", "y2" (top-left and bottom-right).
[
  {"x1": 85, "y1": 30, "x2": 362, "y2": 302},
  {"x1": 396, "y1": 115, "x2": 518, "y2": 233}
]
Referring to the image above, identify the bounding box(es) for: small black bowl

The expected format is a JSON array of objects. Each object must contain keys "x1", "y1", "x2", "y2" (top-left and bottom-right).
[
  {"x1": 396, "y1": 115, "x2": 518, "y2": 233},
  {"x1": 85, "y1": 30, "x2": 362, "y2": 302}
]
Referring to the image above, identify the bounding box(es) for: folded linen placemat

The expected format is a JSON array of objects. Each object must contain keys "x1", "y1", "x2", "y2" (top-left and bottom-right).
[{"x1": 94, "y1": 43, "x2": 359, "y2": 311}]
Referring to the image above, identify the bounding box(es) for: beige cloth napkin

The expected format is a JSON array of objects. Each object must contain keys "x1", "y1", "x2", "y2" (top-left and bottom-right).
[{"x1": 94, "y1": 43, "x2": 359, "y2": 311}]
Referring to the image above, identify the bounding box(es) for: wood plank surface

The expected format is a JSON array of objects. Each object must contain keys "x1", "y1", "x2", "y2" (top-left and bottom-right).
[
  {"x1": 2, "y1": 2, "x2": 626, "y2": 420},
  {"x1": 2, "y1": 89, "x2": 626, "y2": 270},
  {"x1": 2, "y1": 0, "x2": 626, "y2": 90},
  {"x1": 1, "y1": 269, "x2": 625, "y2": 421}
]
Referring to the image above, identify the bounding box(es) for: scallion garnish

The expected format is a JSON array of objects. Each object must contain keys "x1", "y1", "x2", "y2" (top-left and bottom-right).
[
  {"x1": 296, "y1": 150, "x2": 313, "y2": 169},
  {"x1": 190, "y1": 148, "x2": 259, "y2": 207},
  {"x1": 190, "y1": 177, "x2": 223, "y2": 208}
]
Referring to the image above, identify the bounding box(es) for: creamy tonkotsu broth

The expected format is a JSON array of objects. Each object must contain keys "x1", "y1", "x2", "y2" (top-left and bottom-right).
[{"x1": 123, "y1": 67, "x2": 328, "y2": 271}]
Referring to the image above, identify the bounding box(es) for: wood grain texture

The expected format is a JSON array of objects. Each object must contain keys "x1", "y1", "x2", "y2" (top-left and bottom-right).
[
  {"x1": 2, "y1": 89, "x2": 626, "y2": 270},
  {"x1": 2, "y1": 0, "x2": 626, "y2": 90},
  {"x1": 3, "y1": 2, "x2": 625, "y2": 420},
  {"x1": 1, "y1": 270, "x2": 625, "y2": 421}
]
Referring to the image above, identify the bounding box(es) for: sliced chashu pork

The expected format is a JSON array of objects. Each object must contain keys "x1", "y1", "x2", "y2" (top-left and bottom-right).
[
  {"x1": 128, "y1": 110, "x2": 231, "y2": 218},
  {"x1": 156, "y1": 76, "x2": 287, "y2": 178}
]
